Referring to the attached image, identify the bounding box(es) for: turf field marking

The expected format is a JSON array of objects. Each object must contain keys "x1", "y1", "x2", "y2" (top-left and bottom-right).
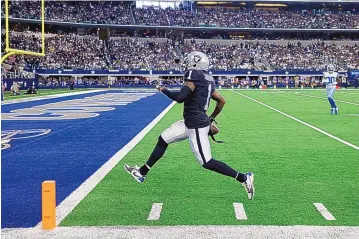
[
  {"x1": 3, "y1": 226, "x2": 359, "y2": 239},
  {"x1": 233, "y1": 203, "x2": 247, "y2": 220},
  {"x1": 313, "y1": 203, "x2": 336, "y2": 221},
  {"x1": 291, "y1": 92, "x2": 359, "y2": 106},
  {"x1": 35, "y1": 101, "x2": 176, "y2": 228},
  {"x1": 231, "y1": 90, "x2": 359, "y2": 150},
  {"x1": 147, "y1": 203, "x2": 163, "y2": 221},
  {"x1": 337, "y1": 91, "x2": 359, "y2": 95}
]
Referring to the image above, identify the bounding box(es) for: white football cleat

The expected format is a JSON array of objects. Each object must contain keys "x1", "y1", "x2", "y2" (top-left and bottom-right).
[
  {"x1": 124, "y1": 164, "x2": 146, "y2": 183},
  {"x1": 242, "y1": 172, "x2": 255, "y2": 200}
]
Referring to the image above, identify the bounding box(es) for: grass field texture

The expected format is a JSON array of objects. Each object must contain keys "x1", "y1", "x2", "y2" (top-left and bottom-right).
[{"x1": 61, "y1": 89, "x2": 359, "y2": 227}]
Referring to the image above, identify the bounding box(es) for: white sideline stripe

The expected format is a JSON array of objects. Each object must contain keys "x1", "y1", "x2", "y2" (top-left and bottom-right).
[
  {"x1": 147, "y1": 203, "x2": 163, "y2": 221},
  {"x1": 233, "y1": 203, "x2": 247, "y2": 220},
  {"x1": 292, "y1": 92, "x2": 359, "y2": 106},
  {"x1": 314, "y1": 203, "x2": 336, "y2": 221},
  {"x1": 35, "y1": 101, "x2": 177, "y2": 228},
  {"x1": 230, "y1": 90, "x2": 359, "y2": 150},
  {"x1": 1, "y1": 89, "x2": 106, "y2": 105},
  {"x1": 3, "y1": 226, "x2": 359, "y2": 239}
]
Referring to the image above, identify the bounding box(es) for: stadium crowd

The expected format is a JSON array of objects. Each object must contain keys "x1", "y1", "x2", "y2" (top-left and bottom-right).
[
  {"x1": 181, "y1": 40, "x2": 359, "y2": 70},
  {"x1": 4, "y1": 1, "x2": 132, "y2": 25},
  {"x1": 2, "y1": 1, "x2": 359, "y2": 29},
  {"x1": 170, "y1": 9, "x2": 359, "y2": 29},
  {"x1": 2, "y1": 31, "x2": 108, "y2": 70},
  {"x1": 107, "y1": 38, "x2": 178, "y2": 70},
  {"x1": 2, "y1": 32, "x2": 359, "y2": 71}
]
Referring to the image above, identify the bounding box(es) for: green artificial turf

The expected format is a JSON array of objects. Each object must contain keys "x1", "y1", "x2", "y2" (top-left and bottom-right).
[
  {"x1": 3, "y1": 88, "x2": 90, "y2": 100},
  {"x1": 61, "y1": 89, "x2": 359, "y2": 226}
]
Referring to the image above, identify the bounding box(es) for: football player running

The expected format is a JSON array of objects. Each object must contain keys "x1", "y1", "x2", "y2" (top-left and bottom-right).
[
  {"x1": 322, "y1": 64, "x2": 339, "y2": 114},
  {"x1": 125, "y1": 51, "x2": 255, "y2": 200}
]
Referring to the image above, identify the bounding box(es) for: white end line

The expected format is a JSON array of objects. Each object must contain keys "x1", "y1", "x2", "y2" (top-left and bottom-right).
[
  {"x1": 314, "y1": 203, "x2": 336, "y2": 221},
  {"x1": 147, "y1": 203, "x2": 163, "y2": 221},
  {"x1": 35, "y1": 101, "x2": 176, "y2": 228},
  {"x1": 231, "y1": 90, "x2": 359, "y2": 150},
  {"x1": 233, "y1": 203, "x2": 247, "y2": 220}
]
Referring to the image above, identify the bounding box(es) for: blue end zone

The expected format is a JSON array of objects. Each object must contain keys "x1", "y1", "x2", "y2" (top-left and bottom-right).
[{"x1": 1, "y1": 90, "x2": 171, "y2": 228}]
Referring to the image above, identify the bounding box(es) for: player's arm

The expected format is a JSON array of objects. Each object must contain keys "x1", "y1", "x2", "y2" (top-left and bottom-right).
[
  {"x1": 209, "y1": 90, "x2": 226, "y2": 120},
  {"x1": 160, "y1": 81, "x2": 195, "y2": 103}
]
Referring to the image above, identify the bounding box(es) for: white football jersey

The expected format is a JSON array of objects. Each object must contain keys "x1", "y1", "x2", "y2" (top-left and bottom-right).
[{"x1": 323, "y1": 72, "x2": 338, "y2": 85}]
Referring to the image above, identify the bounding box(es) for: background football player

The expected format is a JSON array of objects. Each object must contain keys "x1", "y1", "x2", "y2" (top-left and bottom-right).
[
  {"x1": 125, "y1": 51, "x2": 255, "y2": 200},
  {"x1": 322, "y1": 64, "x2": 339, "y2": 114}
]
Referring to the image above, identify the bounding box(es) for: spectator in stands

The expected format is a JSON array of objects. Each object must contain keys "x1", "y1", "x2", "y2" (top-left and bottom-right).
[
  {"x1": 3, "y1": 31, "x2": 359, "y2": 72},
  {"x1": 3, "y1": 2, "x2": 359, "y2": 29}
]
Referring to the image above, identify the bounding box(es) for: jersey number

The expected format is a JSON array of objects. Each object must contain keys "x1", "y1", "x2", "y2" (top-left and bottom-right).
[
  {"x1": 187, "y1": 70, "x2": 192, "y2": 80},
  {"x1": 204, "y1": 84, "x2": 212, "y2": 111},
  {"x1": 328, "y1": 77, "x2": 335, "y2": 84}
]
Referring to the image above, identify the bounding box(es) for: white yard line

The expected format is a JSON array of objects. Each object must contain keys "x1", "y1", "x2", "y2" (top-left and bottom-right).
[
  {"x1": 336, "y1": 92, "x2": 359, "y2": 95},
  {"x1": 291, "y1": 92, "x2": 359, "y2": 106},
  {"x1": 35, "y1": 101, "x2": 176, "y2": 228},
  {"x1": 3, "y1": 225, "x2": 359, "y2": 239},
  {"x1": 1, "y1": 89, "x2": 106, "y2": 105},
  {"x1": 230, "y1": 90, "x2": 359, "y2": 150},
  {"x1": 233, "y1": 203, "x2": 247, "y2": 220},
  {"x1": 313, "y1": 203, "x2": 336, "y2": 221},
  {"x1": 147, "y1": 203, "x2": 164, "y2": 221}
]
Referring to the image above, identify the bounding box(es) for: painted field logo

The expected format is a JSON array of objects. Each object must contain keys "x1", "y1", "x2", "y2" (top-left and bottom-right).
[
  {"x1": 1, "y1": 129, "x2": 51, "y2": 149},
  {"x1": 2, "y1": 93, "x2": 154, "y2": 120}
]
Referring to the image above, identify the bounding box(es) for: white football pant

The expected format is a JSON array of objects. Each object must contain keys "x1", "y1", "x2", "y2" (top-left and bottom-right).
[{"x1": 161, "y1": 120, "x2": 212, "y2": 165}]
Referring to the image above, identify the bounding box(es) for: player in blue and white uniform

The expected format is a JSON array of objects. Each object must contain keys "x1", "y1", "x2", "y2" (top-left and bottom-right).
[
  {"x1": 322, "y1": 64, "x2": 339, "y2": 114},
  {"x1": 125, "y1": 51, "x2": 255, "y2": 200}
]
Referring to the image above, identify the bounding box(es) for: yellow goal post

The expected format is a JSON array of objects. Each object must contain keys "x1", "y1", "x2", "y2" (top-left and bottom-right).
[{"x1": 1, "y1": 0, "x2": 45, "y2": 64}]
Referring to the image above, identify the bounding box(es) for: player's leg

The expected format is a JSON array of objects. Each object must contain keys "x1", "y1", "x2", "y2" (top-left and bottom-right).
[
  {"x1": 331, "y1": 87, "x2": 338, "y2": 114},
  {"x1": 188, "y1": 126, "x2": 255, "y2": 200},
  {"x1": 124, "y1": 120, "x2": 187, "y2": 182},
  {"x1": 326, "y1": 86, "x2": 338, "y2": 114}
]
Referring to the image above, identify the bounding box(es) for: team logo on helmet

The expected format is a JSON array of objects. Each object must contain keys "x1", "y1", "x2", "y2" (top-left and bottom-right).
[{"x1": 193, "y1": 55, "x2": 202, "y2": 63}]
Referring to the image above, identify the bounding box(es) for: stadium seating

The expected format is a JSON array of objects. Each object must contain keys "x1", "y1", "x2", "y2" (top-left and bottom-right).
[
  {"x1": 2, "y1": 1, "x2": 359, "y2": 29},
  {"x1": 2, "y1": 31, "x2": 359, "y2": 71}
]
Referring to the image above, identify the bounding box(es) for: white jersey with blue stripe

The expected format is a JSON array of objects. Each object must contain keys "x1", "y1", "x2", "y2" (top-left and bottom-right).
[{"x1": 323, "y1": 72, "x2": 338, "y2": 87}]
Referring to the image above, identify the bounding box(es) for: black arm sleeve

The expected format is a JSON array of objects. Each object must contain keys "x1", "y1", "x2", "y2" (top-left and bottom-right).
[{"x1": 162, "y1": 85, "x2": 192, "y2": 103}]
